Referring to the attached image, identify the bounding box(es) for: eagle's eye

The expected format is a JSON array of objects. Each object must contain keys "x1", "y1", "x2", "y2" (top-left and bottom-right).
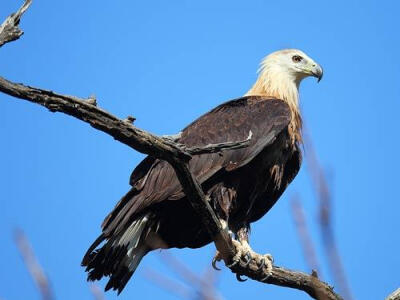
[{"x1": 292, "y1": 55, "x2": 303, "y2": 63}]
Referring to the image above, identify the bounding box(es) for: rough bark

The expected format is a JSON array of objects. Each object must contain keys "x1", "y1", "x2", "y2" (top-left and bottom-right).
[{"x1": 0, "y1": 0, "x2": 32, "y2": 48}]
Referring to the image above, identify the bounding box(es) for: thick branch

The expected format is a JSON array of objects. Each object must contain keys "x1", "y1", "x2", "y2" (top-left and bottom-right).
[
  {"x1": 0, "y1": 76, "x2": 193, "y2": 163},
  {"x1": 0, "y1": 3, "x2": 343, "y2": 300}
]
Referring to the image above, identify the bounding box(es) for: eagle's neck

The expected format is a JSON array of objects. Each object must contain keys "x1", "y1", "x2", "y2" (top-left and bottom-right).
[{"x1": 245, "y1": 67, "x2": 302, "y2": 144}]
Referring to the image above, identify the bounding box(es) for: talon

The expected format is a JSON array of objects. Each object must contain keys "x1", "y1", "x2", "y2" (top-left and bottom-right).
[
  {"x1": 236, "y1": 273, "x2": 247, "y2": 282},
  {"x1": 261, "y1": 273, "x2": 271, "y2": 282},
  {"x1": 243, "y1": 251, "x2": 251, "y2": 267},
  {"x1": 212, "y1": 257, "x2": 221, "y2": 271},
  {"x1": 226, "y1": 259, "x2": 239, "y2": 268},
  {"x1": 258, "y1": 258, "x2": 265, "y2": 270},
  {"x1": 265, "y1": 254, "x2": 274, "y2": 264}
]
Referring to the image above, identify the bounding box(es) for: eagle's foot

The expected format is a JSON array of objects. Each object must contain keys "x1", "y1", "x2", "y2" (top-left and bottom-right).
[
  {"x1": 227, "y1": 240, "x2": 273, "y2": 279},
  {"x1": 226, "y1": 239, "x2": 243, "y2": 267},
  {"x1": 257, "y1": 254, "x2": 274, "y2": 281}
]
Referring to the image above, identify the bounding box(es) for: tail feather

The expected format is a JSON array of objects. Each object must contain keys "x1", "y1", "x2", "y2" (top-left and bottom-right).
[
  {"x1": 104, "y1": 244, "x2": 148, "y2": 294},
  {"x1": 82, "y1": 213, "x2": 153, "y2": 293}
]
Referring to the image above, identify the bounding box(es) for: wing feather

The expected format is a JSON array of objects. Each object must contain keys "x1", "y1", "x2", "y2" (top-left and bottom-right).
[{"x1": 103, "y1": 96, "x2": 291, "y2": 235}]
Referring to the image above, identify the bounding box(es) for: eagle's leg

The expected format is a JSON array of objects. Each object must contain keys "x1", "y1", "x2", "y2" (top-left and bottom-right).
[
  {"x1": 212, "y1": 219, "x2": 232, "y2": 271},
  {"x1": 230, "y1": 225, "x2": 274, "y2": 279}
]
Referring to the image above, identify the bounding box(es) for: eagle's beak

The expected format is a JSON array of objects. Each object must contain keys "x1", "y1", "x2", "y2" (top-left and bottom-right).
[{"x1": 311, "y1": 64, "x2": 323, "y2": 82}]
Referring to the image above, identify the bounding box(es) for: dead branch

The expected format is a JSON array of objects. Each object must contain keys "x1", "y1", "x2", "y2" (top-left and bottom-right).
[
  {"x1": 0, "y1": 3, "x2": 342, "y2": 299},
  {"x1": 0, "y1": 0, "x2": 32, "y2": 48},
  {"x1": 13, "y1": 229, "x2": 54, "y2": 300},
  {"x1": 386, "y1": 288, "x2": 400, "y2": 300},
  {"x1": 183, "y1": 131, "x2": 252, "y2": 155}
]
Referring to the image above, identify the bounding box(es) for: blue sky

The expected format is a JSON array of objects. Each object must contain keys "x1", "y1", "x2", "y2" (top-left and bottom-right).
[{"x1": 1, "y1": 0, "x2": 399, "y2": 299}]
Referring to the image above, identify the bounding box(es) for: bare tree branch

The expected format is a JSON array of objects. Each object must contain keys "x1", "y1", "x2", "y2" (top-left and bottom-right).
[
  {"x1": 0, "y1": 3, "x2": 343, "y2": 300},
  {"x1": 386, "y1": 288, "x2": 400, "y2": 300},
  {"x1": 13, "y1": 229, "x2": 54, "y2": 300},
  {"x1": 183, "y1": 131, "x2": 252, "y2": 155},
  {"x1": 0, "y1": 0, "x2": 32, "y2": 48}
]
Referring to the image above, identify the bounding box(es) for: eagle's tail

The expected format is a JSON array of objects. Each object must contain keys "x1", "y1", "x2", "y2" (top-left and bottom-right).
[{"x1": 81, "y1": 213, "x2": 154, "y2": 294}]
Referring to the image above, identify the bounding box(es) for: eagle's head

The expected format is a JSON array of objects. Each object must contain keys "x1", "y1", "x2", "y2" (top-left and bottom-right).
[
  {"x1": 246, "y1": 49, "x2": 323, "y2": 144},
  {"x1": 260, "y1": 49, "x2": 323, "y2": 83},
  {"x1": 246, "y1": 49, "x2": 323, "y2": 101}
]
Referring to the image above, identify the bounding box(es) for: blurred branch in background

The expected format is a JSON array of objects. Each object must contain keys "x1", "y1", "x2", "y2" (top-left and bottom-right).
[
  {"x1": 14, "y1": 229, "x2": 107, "y2": 300},
  {"x1": 145, "y1": 234, "x2": 222, "y2": 300},
  {"x1": 144, "y1": 263, "x2": 222, "y2": 300},
  {"x1": 290, "y1": 194, "x2": 322, "y2": 276},
  {"x1": 89, "y1": 284, "x2": 107, "y2": 300},
  {"x1": 13, "y1": 229, "x2": 54, "y2": 300},
  {"x1": 144, "y1": 268, "x2": 194, "y2": 299},
  {"x1": 303, "y1": 129, "x2": 354, "y2": 300},
  {"x1": 156, "y1": 251, "x2": 222, "y2": 300}
]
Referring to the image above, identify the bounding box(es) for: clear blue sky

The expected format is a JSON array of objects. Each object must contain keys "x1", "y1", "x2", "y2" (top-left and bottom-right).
[{"x1": 1, "y1": 0, "x2": 399, "y2": 299}]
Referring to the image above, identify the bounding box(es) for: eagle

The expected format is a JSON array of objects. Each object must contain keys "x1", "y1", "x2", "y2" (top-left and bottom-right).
[{"x1": 82, "y1": 49, "x2": 323, "y2": 293}]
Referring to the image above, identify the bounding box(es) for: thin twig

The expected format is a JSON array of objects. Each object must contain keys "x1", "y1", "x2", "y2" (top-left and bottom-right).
[
  {"x1": 198, "y1": 266, "x2": 223, "y2": 300},
  {"x1": 149, "y1": 234, "x2": 222, "y2": 300},
  {"x1": 13, "y1": 229, "x2": 54, "y2": 300},
  {"x1": 0, "y1": 3, "x2": 343, "y2": 299},
  {"x1": 89, "y1": 284, "x2": 106, "y2": 300},
  {"x1": 183, "y1": 131, "x2": 252, "y2": 155},
  {"x1": 290, "y1": 195, "x2": 322, "y2": 276},
  {"x1": 143, "y1": 268, "x2": 192, "y2": 299},
  {"x1": 304, "y1": 129, "x2": 353, "y2": 300},
  {"x1": 159, "y1": 251, "x2": 204, "y2": 287}
]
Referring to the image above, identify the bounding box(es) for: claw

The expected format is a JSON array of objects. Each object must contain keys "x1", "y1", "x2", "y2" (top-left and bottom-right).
[
  {"x1": 226, "y1": 259, "x2": 239, "y2": 268},
  {"x1": 243, "y1": 251, "x2": 251, "y2": 267},
  {"x1": 258, "y1": 258, "x2": 265, "y2": 270},
  {"x1": 212, "y1": 257, "x2": 221, "y2": 271},
  {"x1": 236, "y1": 273, "x2": 247, "y2": 282},
  {"x1": 266, "y1": 254, "x2": 274, "y2": 264},
  {"x1": 261, "y1": 273, "x2": 271, "y2": 282}
]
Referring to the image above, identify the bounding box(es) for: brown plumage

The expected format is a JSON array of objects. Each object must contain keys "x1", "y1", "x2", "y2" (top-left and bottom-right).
[{"x1": 81, "y1": 49, "x2": 323, "y2": 293}]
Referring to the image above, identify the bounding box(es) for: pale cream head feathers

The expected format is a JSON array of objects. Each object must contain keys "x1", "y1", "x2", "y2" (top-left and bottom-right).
[{"x1": 246, "y1": 49, "x2": 323, "y2": 143}]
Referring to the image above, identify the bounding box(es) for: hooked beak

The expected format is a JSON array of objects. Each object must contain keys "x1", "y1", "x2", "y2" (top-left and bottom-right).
[{"x1": 311, "y1": 64, "x2": 323, "y2": 82}]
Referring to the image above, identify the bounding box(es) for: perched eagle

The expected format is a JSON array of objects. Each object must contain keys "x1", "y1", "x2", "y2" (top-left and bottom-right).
[{"x1": 82, "y1": 49, "x2": 323, "y2": 293}]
